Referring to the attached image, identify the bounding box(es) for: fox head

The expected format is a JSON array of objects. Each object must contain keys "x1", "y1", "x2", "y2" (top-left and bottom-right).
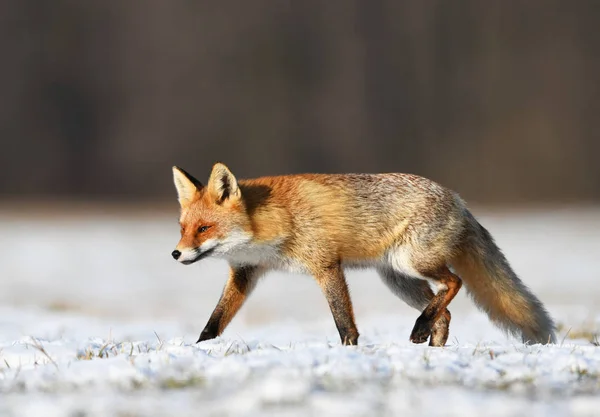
[{"x1": 171, "y1": 163, "x2": 252, "y2": 264}]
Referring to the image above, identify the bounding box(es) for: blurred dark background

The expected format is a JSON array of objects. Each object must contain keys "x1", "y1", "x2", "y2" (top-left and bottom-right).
[{"x1": 1, "y1": 0, "x2": 598, "y2": 205}]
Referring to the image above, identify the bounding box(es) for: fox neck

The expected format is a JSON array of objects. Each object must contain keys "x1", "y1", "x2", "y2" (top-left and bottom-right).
[{"x1": 219, "y1": 184, "x2": 294, "y2": 267}]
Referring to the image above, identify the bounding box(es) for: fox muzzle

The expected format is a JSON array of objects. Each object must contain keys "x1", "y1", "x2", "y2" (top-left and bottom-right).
[{"x1": 173, "y1": 246, "x2": 217, "y2": 265}]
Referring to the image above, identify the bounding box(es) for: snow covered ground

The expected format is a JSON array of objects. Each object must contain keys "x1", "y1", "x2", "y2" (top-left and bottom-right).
[{"x1": 1, "y1": 207, "x2": 599, "y2": 417}]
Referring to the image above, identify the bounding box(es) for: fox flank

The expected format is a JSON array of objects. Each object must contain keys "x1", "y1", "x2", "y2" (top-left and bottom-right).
[{"x1": 171, "y1": 163, "x2": 556, "y2": 346}]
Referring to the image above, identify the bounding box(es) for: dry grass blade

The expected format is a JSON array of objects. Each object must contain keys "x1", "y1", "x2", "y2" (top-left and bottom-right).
[
  {"x1": 560, "y1": 327, "x2": 572, "y2": 347},
  {"x1": 98, "y1": 342, "x2": 110, "y2": 358},
  {"x1": 29, "y1": 338, "x2": 59, "y2": 371},
  {"x1": 154, "y1": 331, "x2": 164, "y2": 350}
]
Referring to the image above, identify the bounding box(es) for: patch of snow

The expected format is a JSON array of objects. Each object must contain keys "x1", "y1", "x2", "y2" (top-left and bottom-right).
[{"x1": 0, "y1": 209, "x2": 599, "y2": 416}]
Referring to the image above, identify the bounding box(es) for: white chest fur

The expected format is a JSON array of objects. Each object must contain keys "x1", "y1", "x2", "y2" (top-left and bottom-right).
[{"x1": 222, "y1": 239, "x2": 309, "y2": 274}]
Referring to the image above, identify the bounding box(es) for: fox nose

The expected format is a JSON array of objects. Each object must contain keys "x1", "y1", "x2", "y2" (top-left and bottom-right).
[{"x1": 171, "y1": 250, "x2": 181, "y2": 260}]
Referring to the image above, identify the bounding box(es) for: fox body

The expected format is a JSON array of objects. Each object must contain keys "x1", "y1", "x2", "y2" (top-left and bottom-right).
[{"x1": 172, "y1": 163, "x2": 556, "y2": 346}]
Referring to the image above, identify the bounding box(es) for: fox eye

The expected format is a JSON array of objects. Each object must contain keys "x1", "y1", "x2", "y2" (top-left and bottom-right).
[{"x1": 198, "y1": 225, "x2": 210, "y2": 233}]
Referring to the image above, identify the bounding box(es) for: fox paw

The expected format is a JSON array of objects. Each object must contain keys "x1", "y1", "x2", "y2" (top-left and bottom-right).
[
  {"x1": 196, "y1": 329, "x2": 217, "y2": 343},
  {"x1": 341, "y1": 330, "x2": 360, "y2": 346},
  {"x1": 410, "y1": 317, "x2": 432, "y2": 344},
  {"x1": 429, "y1": 311, "x2": 451, "y2": 347}
]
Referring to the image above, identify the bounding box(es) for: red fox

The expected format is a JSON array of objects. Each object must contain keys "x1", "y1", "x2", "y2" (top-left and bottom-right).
[{"x1": 171, "y1": 163, "x2": 556, "y2": 346}]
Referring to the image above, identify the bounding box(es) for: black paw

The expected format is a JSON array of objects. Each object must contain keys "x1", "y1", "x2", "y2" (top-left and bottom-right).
[
  {"x1": 196, "y1": 329, "x2": 217, "y2": 343},
  {"x1": 410, "y1": 316, "x2": 432, "y2": 344},
  {"x1": 340, "y1": 329, "x2": 359, "y2": 346}
]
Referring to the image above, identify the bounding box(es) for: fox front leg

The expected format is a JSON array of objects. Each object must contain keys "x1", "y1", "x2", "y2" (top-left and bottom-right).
[
  {"x1": 197, "y1": 266, "x2": 262, "y2": 343},
  {"x1": 314, "y1": 263, "x2": 360, "y2": 346}
]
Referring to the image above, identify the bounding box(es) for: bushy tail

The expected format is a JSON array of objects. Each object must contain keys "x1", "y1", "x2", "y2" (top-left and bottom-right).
[{"x1": 451, "y1": 210, "x2": 556, "y2": 344}]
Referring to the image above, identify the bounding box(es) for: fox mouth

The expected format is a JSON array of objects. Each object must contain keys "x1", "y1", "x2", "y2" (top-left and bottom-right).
[{"x1": 181, "y1": 247, "x2": 217, "y2": 265}]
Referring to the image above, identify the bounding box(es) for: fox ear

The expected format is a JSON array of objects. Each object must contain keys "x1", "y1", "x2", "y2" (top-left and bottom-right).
[
  {"x1": 172, "y1": 166, "x2": 203, "y2": 208},
  {"x1": 207, "y1": 163, "x2": 240, "y2": 203}
]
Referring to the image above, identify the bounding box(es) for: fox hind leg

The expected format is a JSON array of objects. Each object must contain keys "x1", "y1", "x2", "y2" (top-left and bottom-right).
[
  {"x1": 378, "y1": 267, "x2": 451, "y2": 347},
  {"x1": 429, "y1": 309, "x2": 451, "y2": 347},
  {"x1": 409, "y1": 266, "x2": 461, "y2": 345}
]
